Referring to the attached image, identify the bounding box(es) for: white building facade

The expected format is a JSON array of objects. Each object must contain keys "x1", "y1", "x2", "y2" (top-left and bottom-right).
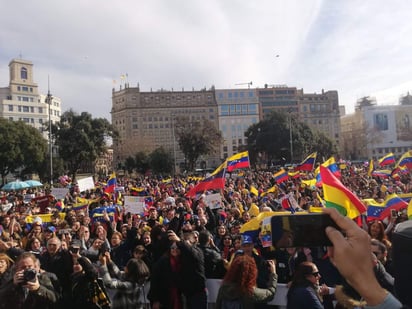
[{"x1": 0, "y1": 58, "x2": 61, "y2": 140}]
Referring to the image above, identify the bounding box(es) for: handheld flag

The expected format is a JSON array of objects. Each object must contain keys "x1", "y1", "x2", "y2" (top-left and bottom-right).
[
  {"x1": 320, "y1": 166, "x2": 366, "y2": 219},
  {"x1": 295, "y1": 152, "x2": 317, "y2": 172},
  {"x1": 396, "y1": 150, "x2": 412, "y2": 169},
  {"x1": 378, "y1": 153, "x2": 396, "y2": 167},
  {"x1": 368, "y1": 159, "x2": 374, "y2": 177},
  {"x1": 273, "y1": 168, "x2": 289, "y2": 184},
  {"x1": 226, "y1": 151, "x2": 250, "y2": 172},
  {"x1": 104, "y1": 173, "x2": 117, "y2": 194},
  {"x1": 186, "y1": 169, "x2": 226, "y2": 198}
]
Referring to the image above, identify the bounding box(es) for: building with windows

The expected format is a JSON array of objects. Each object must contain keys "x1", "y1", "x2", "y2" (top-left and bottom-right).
[
  {"x1": 111, "y1": 84, "x2": 220, "y2": 171},
  {"x1": 341, "y1": 101, "x2": 412, "y2": 160},
  {"x1": 215, "y1": 88, "x2": 259, "y2": 159},
  {"x1": 0, "y1": 58, "x2": 61, "y2": 140},
  {"x1": 257, "y1": 85, "x2": 341, "y2": 152}
]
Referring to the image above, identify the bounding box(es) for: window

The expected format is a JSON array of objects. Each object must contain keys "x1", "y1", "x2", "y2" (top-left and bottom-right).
[
  {"x1": 9, "y1": 117, "x2": 13, "y2": 121},
  {"x1": 22, "y1": 86, "x2": 29, "y2": 91},
  {"x1": 30, "y1": 107, "x2": 34, "y2": 113},
  {"x1": 17, "y1": 86, "x2": 21, "y2": 91},
  {"x1": 23, "y1": 106, "x2": 29, "y2": 112},
  {"x1": 21, "y1": 67, "x2": 28, "y2": 79},
  {"x1": 23, "y1": 118, "x2": 30, "y2": 123},
  {"x1": 39, "y1": 107, "x2": 43, "y2": 113},
  {"x1": 221, "y1": 105, "x2": 229, "y2": 116},
  {"x1": 39, "y1": 119, "x2": 43, "y2": 124},
  {"x1": 8, "y1": 105, "x2": 13, "y2": 111}
]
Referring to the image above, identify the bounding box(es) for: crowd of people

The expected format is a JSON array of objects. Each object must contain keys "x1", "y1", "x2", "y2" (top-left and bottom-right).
[{"x1": 0, "y1": 162, "x2": 410, "y2": 308}]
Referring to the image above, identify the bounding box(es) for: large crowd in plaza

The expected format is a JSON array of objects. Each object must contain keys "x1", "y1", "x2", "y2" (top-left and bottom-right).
[{"x1": 0, "y1": 156, "x2": 411, "y2": 309}]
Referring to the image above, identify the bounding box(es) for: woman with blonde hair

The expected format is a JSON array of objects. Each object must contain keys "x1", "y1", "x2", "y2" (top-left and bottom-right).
[
  {"x1": 0, "y1": 253, "x2": 13, "y2": 288},
  {"x1": 216, "y1": 255, "x2": 277, "y2": 308}
]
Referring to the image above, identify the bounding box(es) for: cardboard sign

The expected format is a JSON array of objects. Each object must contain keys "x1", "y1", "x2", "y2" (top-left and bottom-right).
[
  {"x1": 124, "y1": 196, "x2": 146, "y2": 214},
  {"x1": 51, "y1": 188, "x2": 70, "y2": 200},
  {"x1": 77, "y1": 176, "x2": 95, "y2": 192},
  {"x1": 204, "y1": 193, "x2": 222, "y2": 209}
]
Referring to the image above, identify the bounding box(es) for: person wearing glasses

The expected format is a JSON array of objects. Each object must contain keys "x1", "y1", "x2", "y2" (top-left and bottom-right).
[{"x1": 286, "y1": 261, "x2": 324, "y2": 308}]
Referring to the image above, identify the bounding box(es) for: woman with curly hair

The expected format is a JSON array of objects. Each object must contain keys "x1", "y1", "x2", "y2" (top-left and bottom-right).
[{"x1": 215, "y1": 255, "x2": 277, "y2": 308}]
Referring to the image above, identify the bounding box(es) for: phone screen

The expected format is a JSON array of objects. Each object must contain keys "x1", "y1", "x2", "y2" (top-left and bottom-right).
[{"x1": 271, "y1": 213, "x2": 340, "y2": 248}]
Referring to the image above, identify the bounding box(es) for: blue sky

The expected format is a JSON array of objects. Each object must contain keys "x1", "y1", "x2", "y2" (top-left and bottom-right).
[{"x1": 1, "y1": 0, "x2": 412, "y2": 120}]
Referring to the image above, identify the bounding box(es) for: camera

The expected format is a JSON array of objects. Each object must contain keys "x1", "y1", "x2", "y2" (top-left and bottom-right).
[
  {"x1": 22, "y1": 268, "x2": 37, "y2": 283},
  {"x1": 69, "y1": 246, "x2": 80, "y2": 254},
  {"x1": 98, "y1": 242, "x2": 111, "y2": 255}
]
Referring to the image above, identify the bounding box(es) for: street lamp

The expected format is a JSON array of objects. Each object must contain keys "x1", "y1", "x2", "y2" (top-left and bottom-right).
[
  {"x1": 171, "y1": 113, "x2": 177, "y2": 175},
  {"x1": 46, "y1": 81, "x2": 53, "y2": 186},
  {"x1": 289, "y1": 110, "x2": 293, "y2": 162}
]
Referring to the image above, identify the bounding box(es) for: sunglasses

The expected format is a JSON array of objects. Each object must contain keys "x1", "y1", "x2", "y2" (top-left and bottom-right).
[
  {"x1": 170, "y1": 246, "x2": 178, "y2": 250},
  {"x1": 311, "y1": 272, "x2": 320, "y2": 277}
]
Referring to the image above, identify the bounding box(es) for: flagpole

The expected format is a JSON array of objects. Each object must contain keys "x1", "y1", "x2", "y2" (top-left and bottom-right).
[
  {"x1": 46, "y1": 76, "x2": 53, "y2": 186},
  {"x1": 289, "y1": 110, "x2": 293, "y2": 162}
]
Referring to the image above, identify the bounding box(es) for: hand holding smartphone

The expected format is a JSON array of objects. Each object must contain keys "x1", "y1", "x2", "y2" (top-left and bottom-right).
[{"x1": 271, "y1": 213, "x2": 340, "y2": 248}]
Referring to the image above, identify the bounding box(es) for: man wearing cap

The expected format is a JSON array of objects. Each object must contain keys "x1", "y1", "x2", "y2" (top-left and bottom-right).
[{"x1": 241, "y1": 234, "x2": 274, "y2": 304}]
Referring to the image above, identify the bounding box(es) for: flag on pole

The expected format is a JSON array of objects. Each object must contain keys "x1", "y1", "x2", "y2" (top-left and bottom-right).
[
  {"x1": 320, "y1": 166, "x2": 366, "y2": 219},
  {"x1": 378, "y1": 153, "x2": 396, "y2": 166},
  {"x1": 295, "y1": 152, "x2": 317, "y2": 172}
]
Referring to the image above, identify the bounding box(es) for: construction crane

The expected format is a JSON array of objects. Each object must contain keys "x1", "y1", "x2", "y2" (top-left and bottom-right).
[{"x1": 235, "y1": 81, "x2": 253, "y2": 89}]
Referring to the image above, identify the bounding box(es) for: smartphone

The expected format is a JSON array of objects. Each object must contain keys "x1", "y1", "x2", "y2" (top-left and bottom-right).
[
  {"x1": 391, "y1": 209, "x2": 397, "y2": 219},
  {"x1": 270, "y1": 213, "x2": 340, "y2": 248}
]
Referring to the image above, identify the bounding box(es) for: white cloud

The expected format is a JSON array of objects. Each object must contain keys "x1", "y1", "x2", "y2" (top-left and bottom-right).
[{"x1": 1, "y1": 0, "x2": 412, "y2": 119}]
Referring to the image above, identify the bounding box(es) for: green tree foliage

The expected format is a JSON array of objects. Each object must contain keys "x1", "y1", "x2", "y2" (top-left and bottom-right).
[
  {"x1": 0, "y1": 119, "x2": 47, "y2": 184},
  {"x1": 53, "y1": 110, "x2": 116, "y2": 181},
  {"x1": 135, "y1": 151, "x2": 150, "y2": 174},
  {"x1": 149, "y1": 147, "x2": 173, "y2": 175},
  {"x1": 175, "y1": 118, "x2": 223, "y2": 171},
  {"x1": 245, "y1": 111, "x2": 337, "y2": 166}
]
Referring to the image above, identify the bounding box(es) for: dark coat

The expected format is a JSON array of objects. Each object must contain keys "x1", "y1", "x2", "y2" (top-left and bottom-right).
[
  {"x1": 0, "y1": 272, "x2": 57, "y2": 309},
  {"x1": 287, "y1": 285, "x2": 323, "y2": 309}
]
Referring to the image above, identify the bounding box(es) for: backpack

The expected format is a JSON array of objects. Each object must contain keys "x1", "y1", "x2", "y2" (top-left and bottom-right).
[{"x1": 88, "y1": 278, "x2": 111, "y2": 309}]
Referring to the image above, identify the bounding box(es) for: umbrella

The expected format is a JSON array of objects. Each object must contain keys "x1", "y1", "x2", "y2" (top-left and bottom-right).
[
  {"x1": 25, "y1": 180, "x2": 44, "y2": 188},
  {"x1": 1, "y1": 180, "x2": 30, "y2": 191}
]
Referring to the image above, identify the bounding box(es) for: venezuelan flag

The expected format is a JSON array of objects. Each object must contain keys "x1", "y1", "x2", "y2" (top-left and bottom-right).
[
  {"x1": 90, "y1": 206, "x2": 117, "y2": 222},
  {"x1": 378, "y1": 153, "x2": 396, "y2": 167},
  {"x1": 320, "y1": 166, "x2": 366, "y2": 219},
  {"x1": 260, "y1": 186, "x2": 277, "y2": 197},
  {"x1": 186, "y1": 169, "x2": 226, "y2": 198},
  {"x1": 364, "y1": 198, "x2": 385, "y2": 221},
  {"x1": 249, "y1": 185, "x2": 259, "y2": 197},
  {"x1": 371, "y1": 169, "x2": 392, "y2": 179},
  {"x1": 273, "y1": 168, "x2": 289, "y2": 184},
  {"x1": 396, "y1": 150, "x2": 412, "y2": 169},
  {"x1": 322, "y1": 157, "x2": 341, "y2": 178},
  {"x1": 368, "y1": 159, "x2": 374, "y2": 177},
  {"x1": 226, "y1": 151, "x2": 250, "y2": 172},
  {"x1": 104, "y1": 173, "x2": 117, "y2": 194},
  {"x1": 408, "y1": 198, "x2": 412, "y2": 219},
  {"x1": 398, "y1": 192, "x2": 412, "y2": 204},
  {"x1": 240, "y1": 211, "x2": 278, "y2": 240},
  {"x1": 295, "y1": 152, "x2": 317, "y2": 172},
  {"x1": 379, "y1": 193, "x2": 408, "y2": 220}
]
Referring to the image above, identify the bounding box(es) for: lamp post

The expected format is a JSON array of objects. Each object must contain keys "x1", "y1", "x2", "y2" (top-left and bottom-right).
[
  {"x1": 171, "y1": 113, "x2": 177, "y2": 175},
  {"x1": 289, "y1": 110, "x2": 293, "y2": 163},
  {"x1": 46, "y1": 84, "x2": 53, "y2": 186}
]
